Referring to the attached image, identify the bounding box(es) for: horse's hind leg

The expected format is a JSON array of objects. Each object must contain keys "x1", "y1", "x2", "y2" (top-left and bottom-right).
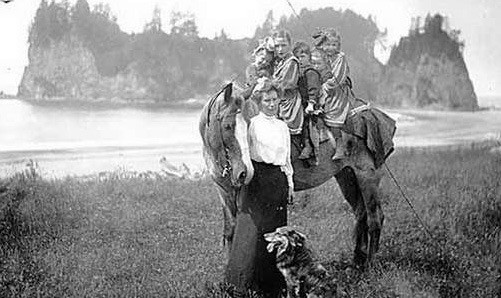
[{"x1": 335, "y1": 167, "x2": 369, "y2": 266}]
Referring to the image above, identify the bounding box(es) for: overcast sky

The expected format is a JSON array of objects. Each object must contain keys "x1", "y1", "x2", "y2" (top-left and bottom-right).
[{"x1": 0, "y1": 0, "x2": 500, "y2": 99}]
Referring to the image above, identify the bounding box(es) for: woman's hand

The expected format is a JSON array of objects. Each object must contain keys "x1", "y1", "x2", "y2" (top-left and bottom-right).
[{"x1": 287, "y1": 186, "x2": 294, "y2": 205}]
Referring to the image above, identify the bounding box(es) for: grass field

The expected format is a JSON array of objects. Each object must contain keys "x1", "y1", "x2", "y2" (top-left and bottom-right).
[{"x1": 1, "y1": 146, "x2": 500, "y2": 297}]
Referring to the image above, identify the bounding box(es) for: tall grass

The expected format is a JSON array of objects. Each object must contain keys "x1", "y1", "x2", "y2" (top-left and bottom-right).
[{"x1": 1, "y1": 147, "x2": 500, "y2": 297}]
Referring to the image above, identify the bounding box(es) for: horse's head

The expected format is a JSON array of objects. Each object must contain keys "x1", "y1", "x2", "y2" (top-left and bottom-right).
[{"x1": 200, "y1": 83, "x2": 259, "y2": 188}]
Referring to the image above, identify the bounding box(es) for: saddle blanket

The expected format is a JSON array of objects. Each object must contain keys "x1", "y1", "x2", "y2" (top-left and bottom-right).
[{"x1": 344, "y1": 107, "x2": 397, "y2": 168}]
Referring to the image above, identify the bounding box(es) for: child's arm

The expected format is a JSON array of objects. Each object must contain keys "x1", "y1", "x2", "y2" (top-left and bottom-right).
[
  {"x1": 306, "y1": 69, "x2": 323, "y2": 107},
  {"x1": 323, "y1": 53, "x2": 349, "y2": 91},
  {"x1": 273, "y1": 60, "x2": 300, "y2": 93}
]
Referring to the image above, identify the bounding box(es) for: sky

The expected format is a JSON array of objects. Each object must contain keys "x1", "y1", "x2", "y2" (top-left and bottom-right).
[{"x1": 1, "y1": 0, "x2": 500, "y2": 100}]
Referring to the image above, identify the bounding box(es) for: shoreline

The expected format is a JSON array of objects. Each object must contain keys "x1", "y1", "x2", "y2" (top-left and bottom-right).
[
  {"x1": 2, "y1": 140, "x2": 499, "y2": 181},
  {"x1": 12, "y1": 96, "x2": 208, "y2": 110},
  {"x1": 5, "y1": 96, "x2": 499, "y2": 112}
]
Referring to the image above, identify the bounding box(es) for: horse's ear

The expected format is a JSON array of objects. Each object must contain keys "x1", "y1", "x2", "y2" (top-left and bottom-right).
[{"x1": 223, "y1": 83, "x2": 233, "y2": 104}]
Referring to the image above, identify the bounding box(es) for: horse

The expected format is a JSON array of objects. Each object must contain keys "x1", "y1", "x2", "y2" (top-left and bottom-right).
[{"x1": 200, "y1": 83, "x2": 392, "y2": 266}]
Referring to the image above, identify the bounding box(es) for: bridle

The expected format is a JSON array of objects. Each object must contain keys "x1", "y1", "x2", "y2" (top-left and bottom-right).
[{"x1": 206, "y1": 83, "x2": 242, "y2": 180}]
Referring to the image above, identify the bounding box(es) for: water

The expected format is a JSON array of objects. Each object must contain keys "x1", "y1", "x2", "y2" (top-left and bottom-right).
[
  {"x1": 0, "y1": 99, "x2": 203, "y2": 177},
  {"x1": 478, "y1": 95, "x2": 501, "y2": 109},
  {"x1": 1, "y1": 99, "x2": 501, "y2": 178}
]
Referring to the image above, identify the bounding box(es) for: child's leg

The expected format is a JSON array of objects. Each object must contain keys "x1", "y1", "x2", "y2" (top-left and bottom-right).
[
  {"x1": 309, "y1": 118, "x2": 320, "y2": 165},
  {"x1": 299, "y1": 117, "x2": 313, "y2": 159},
  {"x1": 329, "y1": 126, "x2": 345, "y2": 160}
]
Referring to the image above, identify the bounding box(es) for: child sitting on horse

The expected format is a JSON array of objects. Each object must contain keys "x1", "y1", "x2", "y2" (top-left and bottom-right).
[
  {"x1": 242, "y1": 37, "x2": 275, "y2": 102},
  {"x1": 293, "y1": 41, "x2": 323, "y2": 164},
  {"x1": 271, "y1": 29, "x2": 303, "y2": 136},
  {"x1": 313, "y1": 28, "x2": 353, "y2": 160},
  {"x1": 245, "y1": 36, "x2": 275, "y2": 88}
]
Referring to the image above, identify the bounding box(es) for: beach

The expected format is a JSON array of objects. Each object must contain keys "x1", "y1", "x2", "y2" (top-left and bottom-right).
[{"x1": 1, "y1": 98, "x2": 501, "y2": 178}]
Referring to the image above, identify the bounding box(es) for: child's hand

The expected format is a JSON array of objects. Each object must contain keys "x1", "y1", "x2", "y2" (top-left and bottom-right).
[
  {"x1": 312, "y1": 107, "x2": 324, "y2": 116},
  {"x1": 305, "y1": 102, "x2": 315, "y2": 114}
]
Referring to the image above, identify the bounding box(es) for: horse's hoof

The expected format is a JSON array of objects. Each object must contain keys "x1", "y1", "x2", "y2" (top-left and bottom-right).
[{"x1": 353, "y1": 251, "x2": 367, "y2": 269}]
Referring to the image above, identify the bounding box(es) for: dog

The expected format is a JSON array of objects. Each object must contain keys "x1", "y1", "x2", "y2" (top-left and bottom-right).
[{"x1": 264, "y1": 226, "x2": 340, "y2": 298}]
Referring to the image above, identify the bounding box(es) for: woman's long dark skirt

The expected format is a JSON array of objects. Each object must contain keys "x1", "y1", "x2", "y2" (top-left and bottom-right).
[{"x1": 225, "y1": 161, "x2": 288, "y2": 297}]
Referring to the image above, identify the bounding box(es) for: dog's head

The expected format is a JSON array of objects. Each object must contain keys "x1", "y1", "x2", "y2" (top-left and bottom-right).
[{"x1": 264, "y1": 226, "x2": 306, "y2": 258}]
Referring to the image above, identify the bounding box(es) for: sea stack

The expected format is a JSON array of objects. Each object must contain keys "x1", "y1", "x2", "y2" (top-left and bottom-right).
[{"x1": 378, "y1": 13, "x2": 478, "y2": 111}]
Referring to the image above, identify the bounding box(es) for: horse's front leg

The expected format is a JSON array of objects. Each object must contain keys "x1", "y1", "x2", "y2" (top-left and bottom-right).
[{"x1": 216, "y1": 184, "x2": 238, "y2": 257}]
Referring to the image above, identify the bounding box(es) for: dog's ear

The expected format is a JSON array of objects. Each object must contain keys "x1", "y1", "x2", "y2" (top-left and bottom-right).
[
  {"x1": 265, "y1": 235, "x2": 290, "y2": 256},
  {"x1": 263, "y1": 231, "x2": 276, "y2": 242},
  {"x1": 264, "y1": 232, "x2": 283, "y2": 253},
  {"x1": 290, "y1": 230, "x2": 306, "y2": 247}
]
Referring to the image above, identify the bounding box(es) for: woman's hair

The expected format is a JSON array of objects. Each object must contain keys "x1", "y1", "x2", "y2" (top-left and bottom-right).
[
  {"x1": 292, "y1": 41, "x2": 311, "y2": 59},
  {"x1": 272, "y1": 29, "x2": 292, "y2": 45},
  {"x1": 252, "y1": 78, "x2": 279, "y2": 104}
]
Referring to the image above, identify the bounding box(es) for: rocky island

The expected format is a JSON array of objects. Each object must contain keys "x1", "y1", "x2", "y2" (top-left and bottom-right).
[
  {"x1": 378, "y1": 14, "x2": 478, "y2": 110},
  {"x1": 18, "y1": 1, "x2": 478, "y2": 110}
]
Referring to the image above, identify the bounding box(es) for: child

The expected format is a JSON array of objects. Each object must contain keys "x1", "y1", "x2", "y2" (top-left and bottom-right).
[
  {"x1": 313, "y1": 28, "x2": 352, "y2": 160},
  {"x1": 271, "y1": 29, "x2": 303, "y2": 136},
  {"x1": 244, "y1": 37, "x2": 275, "y2": 100},
  {"x1": 246, "y1": 37, "x2": 275, "y2": 85},
  {"x1": 311, "y1": 48, "x2": 332, "y2": 85},
  {"x1": 293, "y1": 41, "x2": 323, "y2": 164}
]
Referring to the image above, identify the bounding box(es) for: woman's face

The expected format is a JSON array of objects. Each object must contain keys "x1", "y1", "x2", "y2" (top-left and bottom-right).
[
  {"x1": 322, "y1": 39, "x2": 340, "y2": 55},
  {"x1": 260, "y1": 90, "x2": 280, "y2": 116},
  {"x1": 274, "y1": 37, "x2": 291, "y2": 59}
]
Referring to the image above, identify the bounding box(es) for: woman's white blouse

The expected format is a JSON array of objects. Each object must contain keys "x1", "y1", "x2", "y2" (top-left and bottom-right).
[{"x1": 249, "y1": 112, "x2": 294, "y2": 186}]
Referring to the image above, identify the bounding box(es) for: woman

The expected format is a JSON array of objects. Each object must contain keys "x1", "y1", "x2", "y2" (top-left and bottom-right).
[
  {"x1": 313, "y1": 28, "x2": 352, "y2": 160},
  {"x1": 225, "y1": 80, "x2": 293, "y2": 297},
  {"x1": 271, "y1": 29, "x2": 303, "y2": 136}
]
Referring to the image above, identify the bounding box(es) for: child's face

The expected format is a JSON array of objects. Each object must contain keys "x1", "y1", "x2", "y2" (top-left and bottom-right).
[
  {"x1": 296, "y1": 49, "x2": 311, "y2": 68},
  {"x1": 256, "y1": 68, "x2": 270, "y2": 78},
  {"x1": 255, "y1": 49, "x2": 273, "y2": 65},
  {"x1": 274, "y1": 37, "x2": 291, "y2": 59},
  {"x1": 312, "y1": 52, "x2": 327, "y2": 71},
  {"x1": 322, "y1": 39, "x2": 340, "y2": 55}
]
